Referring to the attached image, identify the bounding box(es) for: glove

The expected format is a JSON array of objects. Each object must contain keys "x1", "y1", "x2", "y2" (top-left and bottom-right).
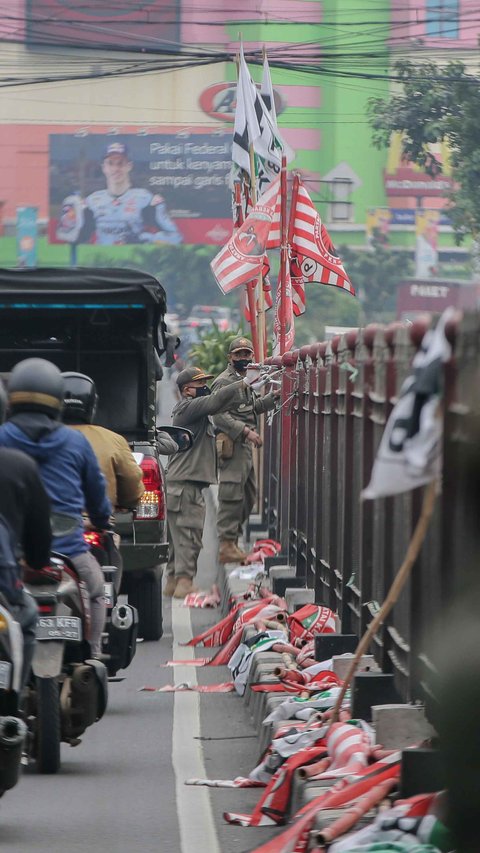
[{"x1": 243, "y1": 366, "x2": 262, "y2": 387}]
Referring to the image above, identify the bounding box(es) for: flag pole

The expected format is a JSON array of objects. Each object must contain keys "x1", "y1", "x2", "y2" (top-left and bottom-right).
[
  {"x1": 279, "y1": 155, "x2": 288, "y2": 354},
  {"x1": 248, "y1": 143, "x2": 267, "y2": 361},
  {"x1": 235, "y1": 178, "x2": 260, "y2": 361},
  {"x1": 235, "y1": 46, "x2": 260, "y2": 361}
]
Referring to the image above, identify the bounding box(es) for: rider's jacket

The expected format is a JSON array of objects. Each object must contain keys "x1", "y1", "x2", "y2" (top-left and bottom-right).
[
  {"x1": 0, "y1": 447, "x2": 52, "y2": 603},
  {"x1": 0, "y1": 414, "x2": 111, "y2": 558},
  {"x1": 68, "y1": 423, "x2": 144, "y2": 509}
]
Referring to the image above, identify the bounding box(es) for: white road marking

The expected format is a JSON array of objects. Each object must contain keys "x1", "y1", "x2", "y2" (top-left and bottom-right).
[{"x1": 171, "y1": 600, "x2": 220, "y2": 853}]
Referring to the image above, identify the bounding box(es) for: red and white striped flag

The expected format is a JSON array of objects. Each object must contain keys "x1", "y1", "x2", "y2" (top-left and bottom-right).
[
  {"x1": 244, "y1": 262, "x2": 273, "y2": 323},
  {"x1": 291, "y1": 180, "x2": 355, "y2": 296},
  {"x1": 266, "y1": 190, "x2": 281, "y2": 249},
  {"x1": 211, "y1": 179, "x2": 280, "y2": 294},
  {"x1": 273, "y1": 263, "x2": 295, "y2": 356},
  {"x1": 290, "y1": 251, "x2": 306, "y2": 316}
]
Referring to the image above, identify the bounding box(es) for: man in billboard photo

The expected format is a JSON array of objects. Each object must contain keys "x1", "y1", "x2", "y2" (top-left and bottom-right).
[{"x1": 56, "y1": 142, "x2": 182, "y2": 246}]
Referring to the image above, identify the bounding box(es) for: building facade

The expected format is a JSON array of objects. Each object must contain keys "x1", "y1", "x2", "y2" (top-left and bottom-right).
[{"x1": 0, "y1": 1, "x2": 478, "y2": 272}]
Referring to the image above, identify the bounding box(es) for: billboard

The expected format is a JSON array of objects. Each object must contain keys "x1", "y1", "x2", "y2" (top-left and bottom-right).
[
  {"x1": 27, "y1": 1, "x2": 180, "y2": 49},
  {"x1": 49, "y1": 132, "x2": 233, "y2": 246}
]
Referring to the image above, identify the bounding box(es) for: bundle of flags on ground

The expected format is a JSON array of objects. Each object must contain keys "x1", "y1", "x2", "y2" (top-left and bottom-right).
[{"x1": 159, "y1": 567, "x2": 453, "y2": 852}]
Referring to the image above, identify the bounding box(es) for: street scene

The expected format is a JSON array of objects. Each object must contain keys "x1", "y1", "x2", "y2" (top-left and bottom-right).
[{"x1": 0, "y1": 2, "x2": 479, "y2": 852}]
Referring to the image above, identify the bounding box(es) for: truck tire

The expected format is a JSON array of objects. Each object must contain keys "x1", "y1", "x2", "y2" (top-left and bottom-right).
[
  {"x1": 130, "y1": 571, "x2": 163, "y2": 641},
  {"x1": 36, "y1": 677, "x2": 61, "y2": 774}
]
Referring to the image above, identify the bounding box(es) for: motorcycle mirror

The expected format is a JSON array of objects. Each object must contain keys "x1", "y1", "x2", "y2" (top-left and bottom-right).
[
  {"x1": 157, "y1": 425, "x2": 193, "y2": 452},
  {"x1": 164, "y1": 333, "x2": 180, "y2": 368},
  {"x1": 154, "y1": 351, "x2": 164, "y2": 382}
]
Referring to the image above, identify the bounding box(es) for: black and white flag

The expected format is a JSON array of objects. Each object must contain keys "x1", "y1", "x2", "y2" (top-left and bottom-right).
[
  {"x1": 260, "y1": 51, "x2": 277, "y2": 125},
  {"x1": 362, "y1": 307, "x2": 455, "y2": 500},
  {"x1": 231, "y1": 45, "x2": 293, "y2": 196}
]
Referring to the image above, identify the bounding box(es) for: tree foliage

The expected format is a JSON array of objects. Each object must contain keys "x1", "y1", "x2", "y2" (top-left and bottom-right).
[
  {"x1": 339, "y1": 239, "x2": 413, "y2": 323},
  {"x1": 189, "y1": 323, "x2": 245, "y2": 377},
  {"x1": 368, "y1": 60, "x2": 480, "y2": 237}
]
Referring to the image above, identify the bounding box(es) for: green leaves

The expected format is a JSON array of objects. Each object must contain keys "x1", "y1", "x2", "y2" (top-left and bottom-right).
[
  {"x1": 367, "y1": 59, "x2": 480, "y2": 237},
  {"x1": 189, "y1": 324, "x2": 246, "y2": 377},
  {"x1": 339, "y1": 240, "x2": 413, "y2": 322}
]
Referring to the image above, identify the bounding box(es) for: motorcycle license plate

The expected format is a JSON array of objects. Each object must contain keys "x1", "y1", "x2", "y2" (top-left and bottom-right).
[
  {"x1": 0, "y1": 661, "x2": 11, "y2": 689},
  {"x1": 36, "y1": 616, "x2": 82, "y2": 642},
  {"x1": 104, "y1": 582, "x2": 114, "y2": 608}
]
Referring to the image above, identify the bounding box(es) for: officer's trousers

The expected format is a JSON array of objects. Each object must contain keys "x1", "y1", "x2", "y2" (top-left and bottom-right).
[
  {"x1": 216, "y1": 444, "x2": 257, "y2": 542},
  {"x1": 166, "y1": 481, "x2": 206, "y2": 580}
]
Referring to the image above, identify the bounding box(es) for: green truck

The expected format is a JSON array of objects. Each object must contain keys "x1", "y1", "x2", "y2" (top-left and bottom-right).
[{"x1": 0, "y1": 266, "x2": 177, "y2": 640}]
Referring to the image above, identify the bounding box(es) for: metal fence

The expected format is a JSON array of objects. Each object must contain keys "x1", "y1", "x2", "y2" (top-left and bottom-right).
[{"x1": 261, "y1": 312, "x2": 480, "y2": 703}]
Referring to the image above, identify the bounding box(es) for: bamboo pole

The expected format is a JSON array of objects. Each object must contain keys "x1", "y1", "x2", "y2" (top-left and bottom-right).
[
  {"x1": 316, "y1": 776, "x2": 397, "y2": 845},
  {"x1": 248, "y1": 144, "x2": 267, "y2": 362},
  {"x1": 278, "y1": 155, "x2": 288, "y2": 354},
  {"x1": 234, "y1": 49, "x2": 260, "y2": 361},
  {"x1": 329, "y1": 478, "x2": 438, "y2": 725}
]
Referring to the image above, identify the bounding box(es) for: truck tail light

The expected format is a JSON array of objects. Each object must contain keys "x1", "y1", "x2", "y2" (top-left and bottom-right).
[{"x1": 136, "y1": 457, "x2": 165, "y2": 520}]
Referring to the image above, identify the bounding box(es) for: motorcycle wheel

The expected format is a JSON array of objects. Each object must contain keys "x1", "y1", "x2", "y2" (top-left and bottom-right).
[{"x1": 36, "y1": 677, "x2": 61, "y2": 774}]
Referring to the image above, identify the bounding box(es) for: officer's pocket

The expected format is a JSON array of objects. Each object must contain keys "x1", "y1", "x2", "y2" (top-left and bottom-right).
[
  {"x1": 166, "y1": 484, "x2": 183, "y2": 513},
  {"x1": 218, "y1": 481, "x2": 242, "y2": 502},
  {"x1": 216, "y1": 432, "x2": 234, "y2": 461},
  {"x1": 180, "y1": 484, "x2": 205, "y2": 529}
]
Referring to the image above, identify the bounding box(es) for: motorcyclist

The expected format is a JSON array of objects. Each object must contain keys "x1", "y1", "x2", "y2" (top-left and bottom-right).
[
  {"x1": 0, "y1": 359, "x2": 112, "y2": 658},
  {"x1": 61, "y1": 372, "x2": 144, "y2": 511},
  {"x1": 0, "y1": 384, "x2": 52, "y2": 688},
  {"x1": 61, "y1": 371, "x2": 145, "y2": 588}
]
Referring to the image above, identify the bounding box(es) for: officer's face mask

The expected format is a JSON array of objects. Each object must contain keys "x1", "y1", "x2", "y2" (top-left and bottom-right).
[
  {"x1": 194, "y1": 385, "x2": 211, "y2": 397},
  {"x1": 232, "y1": 358, "x2": 252, "y2": 373}
]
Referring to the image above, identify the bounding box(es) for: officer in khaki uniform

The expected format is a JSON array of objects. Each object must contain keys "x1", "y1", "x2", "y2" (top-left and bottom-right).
[
  {"x1": 165, "y1": 366, "x2": 246, "y2": 599},
  {"x1": 212, "y1": 337, "x2": 279, "y2": 565}
]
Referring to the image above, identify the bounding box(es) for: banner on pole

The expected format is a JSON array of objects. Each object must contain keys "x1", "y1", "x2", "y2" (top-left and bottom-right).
[
  {"x1": 362, "y1": 307, "x2": 454, "y2": 500},
  {"x1": 366, "y1": 207, "x2": 391, "y2": 248},
  {"x1": 415, "y1": 209, "x2": 440, "y2": 278},
  {"x1": 16, "y1": 206, "x2": 38, "y2": 268}
]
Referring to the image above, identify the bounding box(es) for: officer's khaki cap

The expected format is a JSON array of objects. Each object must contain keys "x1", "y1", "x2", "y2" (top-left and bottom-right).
[
  {"x1": 176, "y1": 366, "x2": 214, "y2": 389},
  {"x1": 228, "y1": 336, "x2": 254, "y2": 354}
]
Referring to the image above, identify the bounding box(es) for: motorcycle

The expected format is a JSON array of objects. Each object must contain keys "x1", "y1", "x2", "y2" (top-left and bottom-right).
[
  {"x1": 0, "y1": 596, "x2": 27, "y2": 796},
  {"x1": 83, "y1": 528, "x2": 138, "y2": 679},
  {"x1": 23, "y1": 555, "x2": 108, "y2": 774}
]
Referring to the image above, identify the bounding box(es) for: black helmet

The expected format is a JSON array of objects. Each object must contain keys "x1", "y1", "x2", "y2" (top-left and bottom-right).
[
  {"x1": 8, "y1": 358, "x2": 64, "y2": 418},
  {"x1": 62, "y1": 372, "x2": 97, "y2": 424}
]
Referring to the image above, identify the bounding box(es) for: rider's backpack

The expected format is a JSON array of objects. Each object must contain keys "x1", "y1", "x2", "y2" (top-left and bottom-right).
[{"x1": 0, "y1": 513, "x2": 21, "y2": 605}]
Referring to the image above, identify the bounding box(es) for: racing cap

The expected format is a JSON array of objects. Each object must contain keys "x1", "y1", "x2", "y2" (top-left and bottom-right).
[
  {"x1": 228, "y1": 336, "x2": 254, "y2": 354},
  {"x1": 103, "y1": 142, "x2": 129, "y2": 160},
  {"x1": 176, "y1": 366, "x2": 214, "y2": 389}
]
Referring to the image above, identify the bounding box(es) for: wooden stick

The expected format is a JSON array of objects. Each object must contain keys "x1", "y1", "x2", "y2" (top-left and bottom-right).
[
  {"x1": 329, "y1": 478, "x2": 438, "y2": 724},
  {"x1": 278, "y1": 155, "x2": 288, "y2": 354}
]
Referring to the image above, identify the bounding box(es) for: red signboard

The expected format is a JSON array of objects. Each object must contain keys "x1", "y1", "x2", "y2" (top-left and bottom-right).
[
  {"x1": 199, "y1": 83, "x2": 285, "y2": 123},
  {"x1": 27, "y1": 0, "x2": 180, "y2": 49},
  {"x1": 397, "y1": 279, "x2": 478, "y2": 320},
  {"x1": 384, "y1": 166, "x2": 454, "y2": 199}
]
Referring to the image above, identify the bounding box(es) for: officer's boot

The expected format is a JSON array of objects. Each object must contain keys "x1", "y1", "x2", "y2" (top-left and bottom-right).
[
  {"x1": 164, "y1": 574, "x2": 177, "y2": 597},
  {"x1": 173, "y1": 576, "x2": 198, "y2": 599},
  {"x1": 218, "y1": 540, "x2": 248, "y2": 564}
]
